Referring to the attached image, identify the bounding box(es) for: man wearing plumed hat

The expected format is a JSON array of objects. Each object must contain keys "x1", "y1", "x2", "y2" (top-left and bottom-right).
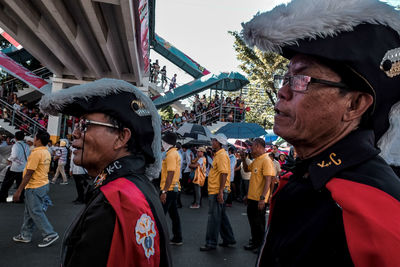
[
  {"x1": 242, "y1": 0, "x2": 400, "y2": 266},
  {"x1": 39, "y1": 79, "x2": 172, "y2": 266}
]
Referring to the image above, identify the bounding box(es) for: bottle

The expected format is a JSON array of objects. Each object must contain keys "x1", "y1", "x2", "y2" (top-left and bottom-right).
[{"x1": 173, "y1": 182, "x2": 179, "y2": 192}]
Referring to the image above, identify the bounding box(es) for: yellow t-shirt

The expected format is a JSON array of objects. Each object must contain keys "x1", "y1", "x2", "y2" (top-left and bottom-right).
[
  {"x1": 24, "y1": 146, "x2": 51, "y2": 189},
  {"x1": 247, "y1": 153, "x2": 275, "y2": 202},
  {"x1": 161, "y1": 148, "x2": 181, "y2": 191},
  {"x1": 208, "y1": 148, "x2": 231, "y2": 195},
  {"x1": 193, "y1": 156, "x2": 206, "y2": 186}
]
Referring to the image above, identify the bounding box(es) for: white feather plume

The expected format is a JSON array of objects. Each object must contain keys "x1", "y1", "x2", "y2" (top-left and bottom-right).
[
  {"x1": 242, "y1": 0, "x2": 400, "y2": 53},
  {"x1": 378, "y1": 101, "x2": 400, "y2": 167},
  {"x1": 39, "y1": 78, "x2": 162, "y2": 179}
]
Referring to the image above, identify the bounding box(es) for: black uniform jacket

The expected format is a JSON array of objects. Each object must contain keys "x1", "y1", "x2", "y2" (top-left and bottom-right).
[
  {"x1": 258, "y1": 129, "x2": 400, "y2": 267},
  {"x1": 61, "y1": 155, "x2": 172, "y2": 267}
]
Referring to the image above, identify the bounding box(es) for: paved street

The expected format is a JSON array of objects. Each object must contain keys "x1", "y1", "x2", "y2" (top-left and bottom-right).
[{"x1": 0, "y1": 180, "x2": 260, "y2": 267}]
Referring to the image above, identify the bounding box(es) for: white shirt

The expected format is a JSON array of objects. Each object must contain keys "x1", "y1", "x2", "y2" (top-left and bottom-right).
[
  {"x1": 240, "y1": 157, "x2": 253, "y2": 181},
  {"x1": 229, "y1": 154, "x2": 236, "y2": 182},
  {"x1": 8, "y1": 141, "x2": 30, "y2": 172},
  {"x1": 13, "y1": 103, "x2": 21, "y2": 111},
  {"x1": 183, "y1": 149, "x2": 194, "y2": 173},
  {"x1": 70, "y1": 148, "x2": 86, "y2": 175}
]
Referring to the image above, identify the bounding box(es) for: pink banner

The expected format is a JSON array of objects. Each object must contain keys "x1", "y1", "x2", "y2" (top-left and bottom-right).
[
  {"x1": 0, "y1": 51, "x2": 48, "y2": 90},
  {"x1": 138, "y1": 0, "x2": 150, "y2": 74}
]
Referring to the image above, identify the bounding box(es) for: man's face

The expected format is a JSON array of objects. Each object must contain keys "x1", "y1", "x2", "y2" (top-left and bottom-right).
[
  {"x1": 72, "y1": 113, "x2": 119, "y2": 176},
  {"x1": 250, "y1": 143, "x2": 261, "y2": 157},
  {"x1": 211, "y1": 139, "x2": 220, "y2": 150},
  {"x1": 274, "y1": 54, "x2": 350, "y2": 146},
  {"x1": 33, "y1": 136, "x2": 41, "y2": 147}
]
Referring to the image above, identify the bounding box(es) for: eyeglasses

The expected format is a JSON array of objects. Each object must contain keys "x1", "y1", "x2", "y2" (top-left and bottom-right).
[
  {"x1": 77, "y1": 119, "x2": 119, "y2": 133},
  {"x1": 273, "y1": 74, "x2": 349, "y2": 92}
]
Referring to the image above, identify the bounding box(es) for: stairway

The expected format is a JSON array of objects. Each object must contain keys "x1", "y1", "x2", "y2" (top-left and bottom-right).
[
  {"x1": 0, "y1": 99, "x2": 46, "y2": 136},
  {"x1": 0, "y1": 118, "x2": 19, "y2": 135},
  {"x1": 207, "y1": 121, "x2": 229, "y2": 133},
  {"x1": 147, "y1": 81, "x2": 190, "y2": 113}
]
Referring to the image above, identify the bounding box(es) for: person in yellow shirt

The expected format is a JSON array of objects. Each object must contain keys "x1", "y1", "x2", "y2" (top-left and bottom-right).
[
  {"x1": 160, "y1": 132, "x2": 183, "y2": 246},
  {"x1": 200, "y1": 133, "x2": 236, "y2": 251},
  {"x1": 189, "y1": 146, "x2": 207, "y2": 209},
  {"x1": 241, "y1": 138, "x2": 275, "y2": 252},
  {"x1": 12, "y1": 131, "x2": 59, "y2": 248}
]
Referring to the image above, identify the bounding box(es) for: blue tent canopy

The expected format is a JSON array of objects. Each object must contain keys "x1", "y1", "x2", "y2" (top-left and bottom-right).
[
  {"x1": 153, "y1": 72, "x2": 249, "y2": 109},
  {"x1": 215, "y1": 122, "x2": 266, "y2": 139}
]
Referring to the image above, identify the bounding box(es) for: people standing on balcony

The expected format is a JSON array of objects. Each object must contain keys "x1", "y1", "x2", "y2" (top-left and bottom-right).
[
  {"x1": 13, "y1": 99, "x2": 21, "y2": 111},
  {"x1": 181, "y1": 112, "x2": 187, "y2": 124},
  {"x1": 0, "y1": 131, "x2": 30, "y2": 203},
  {"x1": 172, "y1": 113, "x2": 182, "y2": 129},
  {"x1": 200, "y1": 95, "x2": 207, "y2": 105},
  {"x1": 51, "y1": 140, "x2": 68, "y2": 185},
  {"x1": 160, "y1": 66, "x2": 167, "y2": 89},
  {"x1": 169, "y1": 74, "x2": 177, "y2": 89}
]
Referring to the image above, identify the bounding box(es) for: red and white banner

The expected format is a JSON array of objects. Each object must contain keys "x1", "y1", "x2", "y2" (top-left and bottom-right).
[
  {"x1": 0, "y1": 51, "x2": 48, "y2": 91},
  {"x1": 138, "y1": 0, "x2": 150, "y2": 74},
  {"x1": 0, "y1": 28, "x2": 22, "y2": 50}
]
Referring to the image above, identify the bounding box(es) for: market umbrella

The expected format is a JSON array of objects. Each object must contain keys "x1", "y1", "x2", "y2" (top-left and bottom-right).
[
  {"x1": 176, "y1": 122, "x2": 212, "y2": 140},
  {"x1": 215, "y1": 122, "x2": 267, "y2": 139},
  {"x1": 183, "y1": 138, "x2": 211, "y2": 146}
]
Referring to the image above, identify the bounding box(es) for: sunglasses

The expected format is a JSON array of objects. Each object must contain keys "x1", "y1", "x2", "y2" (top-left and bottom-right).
[
  {"x1": 77, "y1": 118, "x2": 119, "y2": 133},
  {"x1": 273, "y1": 74, "x2": 349, "y2": 92}
]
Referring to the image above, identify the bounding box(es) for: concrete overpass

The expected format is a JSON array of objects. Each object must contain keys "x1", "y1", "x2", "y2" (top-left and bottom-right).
[{"x1": 0, "y1": 0, "x2": 147, "y2": 85}]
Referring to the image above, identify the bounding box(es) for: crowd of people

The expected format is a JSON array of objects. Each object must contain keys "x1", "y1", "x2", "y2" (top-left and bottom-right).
[
  {"x1": 158, "y1": 130, "x2": 294, "y2": 253},
  {"x1": 0, "y1": 131, "x2": 88, "y2": 204},
  {"x1": 149, "y1": 59, "x2": 177, "y2": 90},
  {"x1": 0, "y1": 91, "x2": 49, "y2": 133},
  {"x1": 161, "y1": 94, "x2": 248, "y2": 132}
]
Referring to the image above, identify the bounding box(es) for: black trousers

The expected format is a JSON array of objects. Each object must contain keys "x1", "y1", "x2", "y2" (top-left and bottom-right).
[
  {"x1": 73, "y1": 174, "x2": 89, "y2": 202},
  {"x1": 162, "y1": 191, "x2": 182, "y2": 242},
  {"x1": 247, "y1": 199, "x2": 267, "y2": 247},
  {"x1": 0, "y1": 170, "x2": 24, "y2": 202}
]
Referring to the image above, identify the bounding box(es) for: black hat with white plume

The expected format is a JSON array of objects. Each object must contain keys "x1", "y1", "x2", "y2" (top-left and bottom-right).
[
  {"x1": 39, "y1": 78, "x2": 161, "y2": 179},
  {"x1": 242, "y1": 0, "x2": 400, "y2": 166}
]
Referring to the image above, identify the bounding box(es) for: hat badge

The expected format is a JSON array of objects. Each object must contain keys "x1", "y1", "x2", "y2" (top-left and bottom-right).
[
  {"x1": 380, "y1": 47, "x2": 400, "y2": 78},
  {"x1": 131, "y1": 100, "x2": 151, "y2": 117}
]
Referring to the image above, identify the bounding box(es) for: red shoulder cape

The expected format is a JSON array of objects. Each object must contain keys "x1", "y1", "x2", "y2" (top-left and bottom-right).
[
  {"x1": 101, "y1": 178, "x2": 161, "y2": 267},
  {"x1": 326, "y1": 178, "x2": 400, "y2": 267}
]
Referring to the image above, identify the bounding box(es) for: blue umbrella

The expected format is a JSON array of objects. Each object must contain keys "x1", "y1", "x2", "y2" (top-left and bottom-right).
[{"x1": 215, "y1": 122, "x2": 267, "y2": 139}]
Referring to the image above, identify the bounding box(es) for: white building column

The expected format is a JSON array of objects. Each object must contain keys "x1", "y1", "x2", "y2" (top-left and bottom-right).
[{"x1": 46, "y1": 76, "x2": 63, "y2": 144}]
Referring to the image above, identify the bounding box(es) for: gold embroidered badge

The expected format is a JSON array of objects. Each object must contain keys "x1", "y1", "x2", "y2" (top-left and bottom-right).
[
  {"x1": 380, "y1": 47, "x2": 400, "y2": 78},
  {"x1": 317, "y1": 153, "x2": 342, "y2": 168},
  {"x1": 130, "y1": 100, "x2": 151, "y2": 116}
]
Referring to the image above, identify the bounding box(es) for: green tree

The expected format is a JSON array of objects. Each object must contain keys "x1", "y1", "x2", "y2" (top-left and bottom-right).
[
  {"x1": 159, "y1": 105, "x2": 174, "y2": 121},
  {"x1": 229, "y1": 31, "x2": 288, "y2": 127}
]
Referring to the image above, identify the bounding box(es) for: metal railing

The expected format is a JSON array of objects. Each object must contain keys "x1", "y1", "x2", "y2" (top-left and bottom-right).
[
  {"x1": 0, "y1": 98, "x2": 47, "y2": 136},
  {"x1": 162, "y1": 105, "x2": 246, "y2": 132}
]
